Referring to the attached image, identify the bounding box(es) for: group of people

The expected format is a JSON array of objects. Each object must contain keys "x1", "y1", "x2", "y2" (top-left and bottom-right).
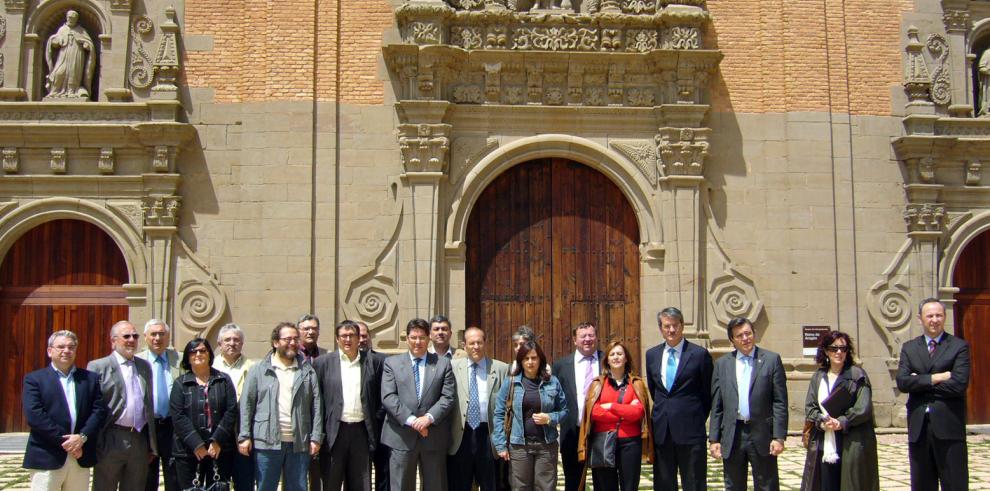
[{"x1": 21, "y1": 299, "x2": 970, "y2": 491}]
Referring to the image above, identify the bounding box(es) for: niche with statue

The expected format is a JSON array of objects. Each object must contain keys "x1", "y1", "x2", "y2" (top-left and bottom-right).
[{"x1": 37, "y1": 7, "x2": 101, "y2": 101}]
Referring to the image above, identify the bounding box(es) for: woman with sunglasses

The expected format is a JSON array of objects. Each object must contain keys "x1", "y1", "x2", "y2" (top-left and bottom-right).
[
  {"x1": 170, "y1": 338, "x2": 239, "y2": 488},
  {"x1": 800, "y1": 331, "x2": 879, "y2": 491}
]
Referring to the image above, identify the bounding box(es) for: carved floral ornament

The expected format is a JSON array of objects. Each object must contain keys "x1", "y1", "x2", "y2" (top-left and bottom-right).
[{"x1": 900, "y1": 26, "x2": 951, "y2": 107}]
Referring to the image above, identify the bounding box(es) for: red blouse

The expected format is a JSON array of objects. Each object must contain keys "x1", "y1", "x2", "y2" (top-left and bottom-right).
[{"x1": 590, "y1": 379, "x2": 645, "y2": 438}]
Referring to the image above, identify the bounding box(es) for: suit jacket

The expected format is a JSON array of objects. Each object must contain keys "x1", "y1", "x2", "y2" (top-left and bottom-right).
[
  {"x1": 22, "y1": 366, "x2": 108, "y2": 469},
  {"x1": 709, "y1": 347, "x2": 788, "y2": 459},
  {"x1": 87, "y1": 353, "x2": 159, "y2": 455},
  {"x1": 447, "y1": 357, "x2": 509, "y2": 455},
  {"x1": 365, "y1": 349, "x2": 388, "y2": 426},
  {"x1": 313, "y1": 350, "x2": 382, "y2": 452},
  {"x1": 552, "y1": 350, "x2": 604, "y2": 448},
  {"x1": 895, "y1": 333, "x2": 970, "y2": 443},
  {"x1": 646, "y1": 340, "x2": 713, "y2": 446},
  {"x1": 380, "y1": 352, "x2": 456, "y2": 451}
]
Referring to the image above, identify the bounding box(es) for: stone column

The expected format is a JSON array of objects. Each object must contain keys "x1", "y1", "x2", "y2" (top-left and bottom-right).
[
  {"x1": 0, "y1": 0, "x2": 28, "y2": 97},
  {"x1": 142, "y1": 195, "x2": 181, "y2": 324},
  {"x1": 942, "y1": 6, "x2": 971, "y2": 117}
]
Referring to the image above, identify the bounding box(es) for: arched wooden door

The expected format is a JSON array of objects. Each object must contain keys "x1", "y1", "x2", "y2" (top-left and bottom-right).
[
  {"x1": 953, "y1": 229, "x2": 990, "y2": 424},
  {"x1": 0, "y1": 219, "x2": 129, "y2": 431},
  {"x1": 466, "y1": 158, "x2": 641, "y2": 365}
]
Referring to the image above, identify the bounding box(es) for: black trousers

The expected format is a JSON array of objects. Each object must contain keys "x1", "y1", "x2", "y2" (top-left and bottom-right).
[
  {"x1": 722, "y1": 423, "x2": 779, "y2": 491},
  {"x1": 321, "y1": 422, "x2": 372, "y2": 491},
  {"x1": 147, "y1": 417, "x2": 179, "y2": 491},
  {"x1": 175, "y1": 452, "x2": 233, "y2": 489},
  {"x1": 590, "y1": 436, "x2": 642, "y2": 491},
  {"x1": 651, "y1": 428, "x2": 706, "y2": 491},
  {"x1": 373, "y1": 438, "x2": 390, "y2": 491},
  {"x1": 560, "y1": 432, "x2": 582, "y2": 491},
  {"x1": 447, "y1": 424, "x2": 496, "y2": 491},
  {"x1": 908, "y1": 413, "x2": 969, "y2": 491},
  {"x1": 820, "y1": 431, "x2": 842, "y2": 491}
]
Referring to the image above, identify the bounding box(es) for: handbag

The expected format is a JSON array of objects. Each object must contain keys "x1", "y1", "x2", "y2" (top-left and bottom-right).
[
  {"x1": 587, "y1": 384, "x2": 627, "y2": 469},
  {"x1": 801, "y1": 419, "x2": 815, "y2": 449},
  {"x1": 183, "y1": 460, "x2": 230, "y2": 491}
]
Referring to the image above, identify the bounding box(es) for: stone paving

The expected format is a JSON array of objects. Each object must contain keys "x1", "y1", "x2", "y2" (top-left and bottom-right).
[{"x1": 0, "y1": 434, "x2": 987, "y2": 490}]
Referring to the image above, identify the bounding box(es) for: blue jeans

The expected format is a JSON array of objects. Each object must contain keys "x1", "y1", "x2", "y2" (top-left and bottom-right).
[{"x1": 255, "y1": 442, "x2": 309, "y2": 491}]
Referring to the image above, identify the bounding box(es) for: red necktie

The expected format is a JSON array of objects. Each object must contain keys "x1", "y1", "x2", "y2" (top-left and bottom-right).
[{"x1": 928, "y1": 339, "x2": 937, "y2": 357}]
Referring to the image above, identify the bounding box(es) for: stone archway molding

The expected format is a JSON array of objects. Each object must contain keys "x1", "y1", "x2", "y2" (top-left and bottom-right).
[{"x1": 24, "y1": 0, "x2": 112, "y2": 37}]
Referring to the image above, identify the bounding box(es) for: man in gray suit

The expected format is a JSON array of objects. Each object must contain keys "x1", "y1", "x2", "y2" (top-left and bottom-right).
[
  {"x1": 708, "y1": 317, "x2": 788, "y2": 491},
  {"x1": 446, "y1": 327, "x2": 509, "y2": 491},
  {"x1": 381, "y1": 318, "x2": 456, "y2": 491},
  {"x1": 135, "y1": 319, "x2": 181, "y2": 491},
  {"x1": 87, "y1": 320, "x2": 158, "y2": 490}
]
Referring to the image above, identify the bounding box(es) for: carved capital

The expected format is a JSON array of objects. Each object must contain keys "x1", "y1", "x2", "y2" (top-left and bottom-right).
[
  {"x1": 99, "y1": 148, "x2": 115, "y2": 174},
  {"x1": 656, "y1": 127, "x2": 709, "y2": 176},
  {"x1": 398, "y1": 123, "x2": 452, "y2": 173},
  {"x1": 2, "y1": 148, "x2": 17, "y2": 173},
  {"x1": 942, "y1": 9, "x2": 970, "y2": 33},
  {"x1": 50, "y1": 148, "x2": 66, "y2": 174},
  {"x1": 903, "y1": 203, "x2": 946, "y2": 232},
  {"x1": 142, "y1": 195, "x2": 181, "y2": 227}
]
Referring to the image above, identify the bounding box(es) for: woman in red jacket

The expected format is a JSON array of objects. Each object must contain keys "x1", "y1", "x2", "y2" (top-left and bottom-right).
[{"x1": 576, "y1": 340, "x2": 653, "y2": 491}]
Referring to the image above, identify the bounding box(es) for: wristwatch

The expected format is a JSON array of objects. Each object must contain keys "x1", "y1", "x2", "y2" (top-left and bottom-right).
[{"x1": 79, "y1": 434, "x2": 88, "y2": 443}]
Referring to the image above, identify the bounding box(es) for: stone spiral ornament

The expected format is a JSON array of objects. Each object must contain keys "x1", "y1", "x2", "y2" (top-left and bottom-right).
[
  {"x1": 708, "y1": 272, "x2": 764, "y2": 327},
  {"x1": 129, "y1": 16, "x2": 155, "y2": 89},
  {"x1": 876, "y1": 288, "x2": 911, "y2": 330},
  {"x1": 176, "y1": 281, "x2": 225, "y2": 331}
]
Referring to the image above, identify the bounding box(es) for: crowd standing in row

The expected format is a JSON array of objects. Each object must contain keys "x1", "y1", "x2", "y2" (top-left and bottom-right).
[{"x1": 21, "y1": 299, "x2": 970, "y2": 491}]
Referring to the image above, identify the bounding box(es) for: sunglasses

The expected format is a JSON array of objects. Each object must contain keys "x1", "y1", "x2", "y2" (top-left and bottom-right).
[
  {"x1": 825, "y1": 346, "x2": 849, "y2": 353},
  {"x1": 118, "y1": 334, "x2": 140, "y2": 340}
]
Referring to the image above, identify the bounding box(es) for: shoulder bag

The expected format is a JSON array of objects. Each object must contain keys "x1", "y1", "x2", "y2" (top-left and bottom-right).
[{"x1": 587, "y1": 384, "x2": 627, "y2": 469}]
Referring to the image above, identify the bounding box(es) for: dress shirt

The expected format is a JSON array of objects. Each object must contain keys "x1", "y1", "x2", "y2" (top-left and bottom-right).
[
  {"x1": 339, "y1": 351, "x2": 364, "y2": 423},
  {"x1": 52, "y1": 364, "x2": 78, "y2": 431},
  {"x1": 471, "y1": 358, "x2": 490, "y2": 424},
  {"x1": 213, "y1": 354, "x2": 253, "y2": 399},
  {"x1": 924, "y1": 332, "x2": 945, "y2": 350},
  {"x1": 735, "y1": 350, "x2": 754, "y2": 421},
  {"x1": 574, "y1": 351, "x2": 599, "y2": 425},
  {"x1": 112, "y1": 350, "x2": 145, "y2": 429},
  {"x1": 660, "y1": 338, "x2": 685, "y2": 389},
  {"x1": 404, "y1": 353, "x2": 434, "y2": 426},
  {"x1": 270, "y1": 355, "x2": 299, "y2": 442}
]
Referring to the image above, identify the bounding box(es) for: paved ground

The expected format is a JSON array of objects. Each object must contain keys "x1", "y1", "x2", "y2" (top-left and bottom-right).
[{"x1": 0, "y1": 433, "x2": 987, "y2": 489}]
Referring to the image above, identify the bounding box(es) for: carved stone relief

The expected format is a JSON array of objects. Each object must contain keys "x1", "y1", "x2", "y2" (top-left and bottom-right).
[
  {"x1": 2, "y1": 148, "x2": 17, "y2": 173},
  {"x1": 903, "y1": 203, "x2": 946, "y2": 232},
  {"x1": 0, "y1": 16, "x2": 6, "y2": 87},
  {"x1": 904, "y1": 27, "x2": 931, "y2": 103},
  {"x1": 173, "y1": 239, "x2": 228, "y2": 337},
  {"x1": 152, "y1": 7, "x2": 180, "y2": 96},
  {"x1": 866, "y1": 241, "x2": 914, "y2": 358},
  {"x1": 50, "y1": 148, "x2": 66, "y2": 173},
  {"x1": 927, "y1": 33, "x2": 950, "y2": 106},
  {"x1": 99, "y1": 148, "x2": 115, "y2": 174},
  {"x1": 129, "y1": 15, "x2": 155, "y2": 89},
  {"x1": 142, "y1": 195, "x2": 181, "y2": 226},
  {"x1": 343, "y1": 200, "x2": 402, "y2": 347},
  {"x1": 610, "y1": 140, "x2": 657, "y2": 185},
  {"x1": 657, "y1": 127, "x2": 709, "y2": 176},
  {"x1": 399, "y1": 124, "x2": 451, "y2": 173},
  {"x1": 966, "y1": 160, "x2": 982, "y2": 185}
]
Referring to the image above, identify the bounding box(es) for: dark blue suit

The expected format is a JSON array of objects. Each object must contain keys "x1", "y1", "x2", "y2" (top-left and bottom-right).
[
  {"x1": 22, "y1": 366, "x2": 108, "y2": 470},
  {"x1": 645, "y1": 340, "x2": 713, "y2": 491}
]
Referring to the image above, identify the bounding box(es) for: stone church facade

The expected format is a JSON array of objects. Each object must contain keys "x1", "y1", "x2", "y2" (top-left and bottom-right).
[{"x1": 1, "y1": 0, "x2": 989, "y2": 430}]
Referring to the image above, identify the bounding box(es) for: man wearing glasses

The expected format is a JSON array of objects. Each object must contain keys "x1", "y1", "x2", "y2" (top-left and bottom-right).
[
  {"x1": 22, "y1": 330, "x2": 108, "y2": 491},
  {"x1": 87, "y1": 320, "x2": 159, "y2": 490},
  {"x1": 136, "y1": 319, "x2": 181, "y2": 491},
  {"x1": 239, "y1": 322, "x2": 324, "y2": 491}
]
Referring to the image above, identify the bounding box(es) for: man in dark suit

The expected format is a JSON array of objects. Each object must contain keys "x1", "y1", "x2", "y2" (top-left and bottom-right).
[
  {"x1": 446, "y1": 326, "x2": 509, "y2": 491},
  {"x1": 896, "y1": 298, "x2": 970, "y2": 491},
  {"x1": 87, "y1": 320, "x2": 159, "y2": 490},
  {"x1": 551, "y1": 322, "x2": 601, "y2": 491},
  {"x1": 709, "y1": 317, "x2": 787, "y2": 491},
  {"x1": 22, "y1": 330, "x2": 108, "y2": 490},
  {"x1": 313, "y1": 320, "x2": 383, "y2": 491},
  {"x1": 358, "y1": 321, "x2": 390, "y2": 491},
  {"x1": 646, "y1": 307, "x2": 713, "y2": 491},
  {"x1": 136, "y1": 319, "x2": 181, "y2": 491},
  {"x1": 380, "y1": 318, "x2": 456, "y2": 491}
]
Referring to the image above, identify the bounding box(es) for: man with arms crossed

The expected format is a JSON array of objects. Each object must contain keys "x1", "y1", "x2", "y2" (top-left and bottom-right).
[
  {"x1": 896, "y1": 298, "x2": 970, "y2": 491},
  {"x1": 709, "y1": 317, "x2": 787, "y2": 491},
  {"x1": 22, "y1": 330, "x2": 107, "y2": 491},
  {"x1": 646, "y1": 307, "x2": 713, "y2": 491}
]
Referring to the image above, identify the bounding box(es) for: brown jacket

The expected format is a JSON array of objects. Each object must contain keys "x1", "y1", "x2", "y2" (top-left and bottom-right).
[{"x1": 576, "y1": 374, "x2": 654, "y2": 489}]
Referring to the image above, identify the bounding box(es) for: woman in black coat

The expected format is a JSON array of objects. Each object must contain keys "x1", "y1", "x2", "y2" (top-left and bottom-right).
[{"x1": 169, "y1": 337, "x2": 239, "y2": 488}]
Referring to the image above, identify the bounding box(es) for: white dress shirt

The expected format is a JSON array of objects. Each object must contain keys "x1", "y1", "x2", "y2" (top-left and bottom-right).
[
  {"x1": 470, "y1": 358, "x2": 490, "y2": 424},
  {"x1": 53, "y1": 364, "x2": 78, "y2": 431},
  {"x1": 340, "y1": 351, "x2": 364, "y2": 422}
]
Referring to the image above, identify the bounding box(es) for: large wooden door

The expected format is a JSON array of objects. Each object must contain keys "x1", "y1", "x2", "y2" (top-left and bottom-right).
[
  {"x1": 0, "y1": 219, "x2": 129, "y2": 431},
  {"x1": 466, "y1": 158, "x2": 640, "y2": 365},
  {"x1": 953, "y1": 229, "x2": 990, "y2": 424}
]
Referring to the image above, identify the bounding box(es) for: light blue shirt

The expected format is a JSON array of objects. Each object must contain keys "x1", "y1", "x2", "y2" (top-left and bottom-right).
[
  {"x1": 52, "y1": 364, "x2": 77, "y2": 431},
  {"x1": 404, "y1": 353, "x2": 434, "y2": 426},
  {"x1": 660, "y1": 338, "x2": 685, "y2": 389},
  {"x1": 735, "y1": 350, "x2": 754, "y2": 421}
]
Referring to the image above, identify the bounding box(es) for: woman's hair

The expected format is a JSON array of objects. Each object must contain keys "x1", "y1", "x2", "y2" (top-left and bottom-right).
[
  {"x1": 600, "y1": 340, "x2": 634, "y2": 378},
  {"x1": 512, "y1": 340, "x2": 550, "y2": 381},
  {"x1": 180, "y1": 337, "x2": 215, "y2": 371},
  {"x1": 815, "y1": 330, "x2": 855, "y2": 370}
]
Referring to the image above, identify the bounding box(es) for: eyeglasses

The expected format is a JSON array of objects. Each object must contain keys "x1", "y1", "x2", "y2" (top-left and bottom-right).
[
  {"x1": 189, "y1": 348, "x2": 209, "y2": 355},
  {"x1": 118, "y1": 334, "x2": 140, "y2": 340},
  {"x1": 279, "y1": 336, "x2": 300, "y2": 343},
  {"x1": 825, "y1": 346, "x2": 849, "y2": 353}
]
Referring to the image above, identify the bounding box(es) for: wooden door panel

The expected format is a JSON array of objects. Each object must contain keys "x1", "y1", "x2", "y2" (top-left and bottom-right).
[{"x1": 952, "y1": 228, "x2": 990, "y2": 424}]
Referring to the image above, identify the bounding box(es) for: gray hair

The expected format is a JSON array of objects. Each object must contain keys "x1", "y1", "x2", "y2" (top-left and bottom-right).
[
  {"x1": 511, "y1": 325, "x2": 536, "y2": 343},
  {"x1": 297, "y1": 314, "x2": 320, "y2": 328},
  {"x1": 144, "y1": 319, "x2": 170, "y2": 333},
  {"x1": 216, "y1": 323, "x2": 245, "y2": 344},
  {"x1": 657, "y1": 307, "x2": 684, "y2": 325},
  {"x1": 918, "y1": 297, "x2": 945, "y2": 315},
  {"x1": 48, "y1": 330, "x2": 78, "y2": 347},
  {"x1": 109, "y1": 320, "x2": 134, "y2": 338}
]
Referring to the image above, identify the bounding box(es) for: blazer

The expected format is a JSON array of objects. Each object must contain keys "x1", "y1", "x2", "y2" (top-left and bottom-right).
[
  {"x1": 312, "y1": 350, "x2": 382, "y2": 452},
  {"x1": 895, "y1": 333, "x2": 971, "y2": 442},
  {"x1": 447, "y1": 357, "x2": 510, "y2": 455},
  {"x1": 87, "y1": 353, "x2": 159, "y2": 455},
  {"x1": 22, "y1": 366, "x2": 108, "y2": 470},
  {"x1": 552, "y1": 350, "x2": 604, "y2": 447},
  {"x1": 709, "y1": 347, "x2": 788, "y2": 459},
  {"x1": 645, "y1": 340, "x2": 713, "y2": 446},
  {"x1": 169, "y1": 369, "x2": 239, "y2": 457},
  {"x1": 380, "y1": 352, "x2": 456, "y2": 451}
]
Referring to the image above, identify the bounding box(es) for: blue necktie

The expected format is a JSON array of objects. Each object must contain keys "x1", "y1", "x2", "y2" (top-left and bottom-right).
[
  {"x1": 665, "y1": 347, "x2": 677, "y2": 391},
  {"x1": 413, "y1": 358, "x2": 422, "y2": 402},
  {"x1": 467, "y1": 362, "x2": 481, "y2": 429},
  {"x1": 738, "y1": 355, "x2": 752, "y2": 420},
  {"x1": 154, "y1": 355, "x2": 169, "y2": 418}
]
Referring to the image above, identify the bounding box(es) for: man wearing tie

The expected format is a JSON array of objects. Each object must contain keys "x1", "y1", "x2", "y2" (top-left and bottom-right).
[
  {"x1": 380, "y1": 318, "x2": 456, "y2": 491},
  {"x1": 896, "y1": 298, "x2": 970, "y2": 491},
  {"x1": 22, "y1": 330, "x2": 108, "y2": 491},
  {"x1": 447, "y1": 326, "x2": 509, "y2": 491},
  {"x1": 645, "y1": 307, "x2": 713, "y2": 491},
  {"x1": 552, "y1": 322, "x2": 601, "y2": 491},
  {"x1": 136, "y1": 319, "x2": 181, "y2": 491},
  {"x1": 358, "y1": 321, "x2": 390, "y2": 491},
  {"x1": 87, "y1": 320, "x2": 158, "y2": 490},
  {"x1": 708, "y1": 317, "x2": 788, "y2": 491}
]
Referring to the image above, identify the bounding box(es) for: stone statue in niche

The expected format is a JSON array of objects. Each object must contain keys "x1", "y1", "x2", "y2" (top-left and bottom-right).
[
  {"x1": 44, "y1": 10, "x2": 95, "y2": 100},
  {"x1": 979, "y1": 48, "x2": 990, "y2": 116}
]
